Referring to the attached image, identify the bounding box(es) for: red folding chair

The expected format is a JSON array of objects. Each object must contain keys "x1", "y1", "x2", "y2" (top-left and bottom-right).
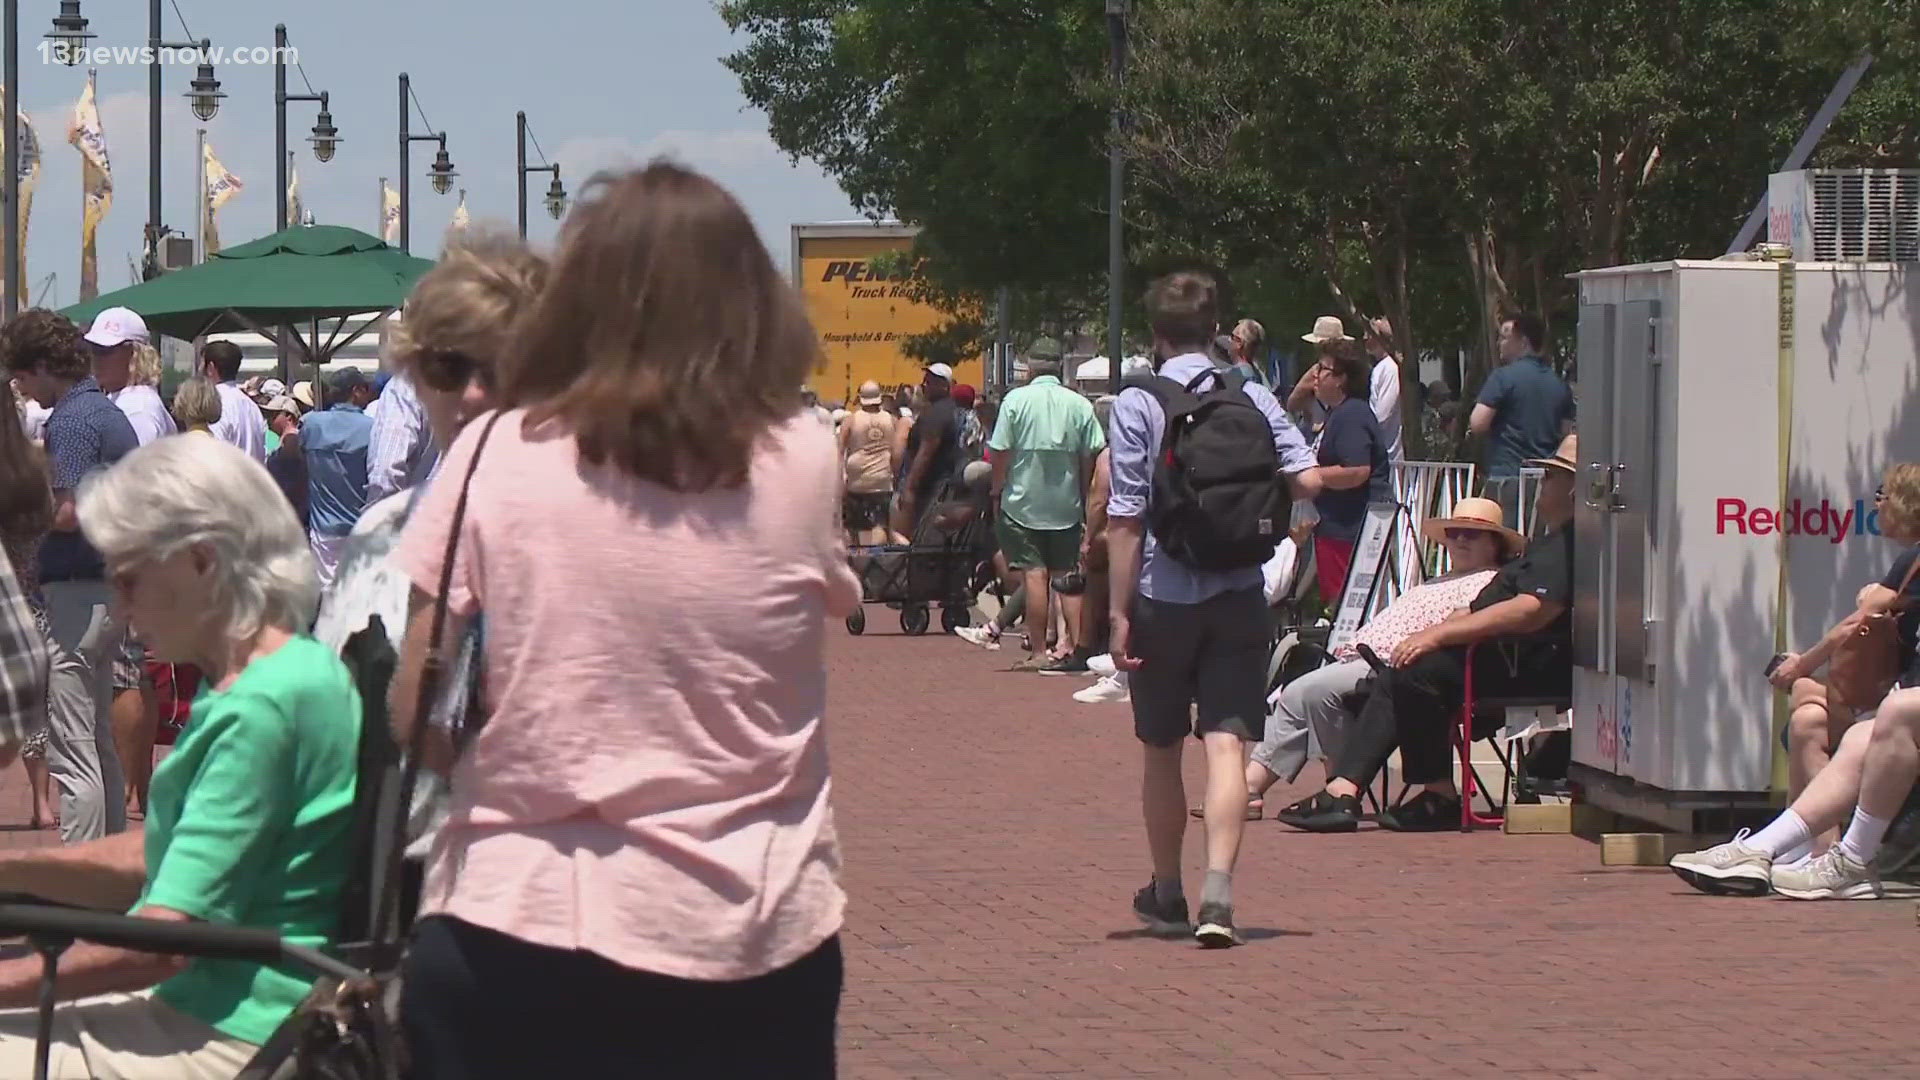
[{"x1": 1453, "y1": 642, "x2": 1571, "y2": 832}]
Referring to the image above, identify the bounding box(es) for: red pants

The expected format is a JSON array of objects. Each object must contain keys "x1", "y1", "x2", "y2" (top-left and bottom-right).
[{"x1": 1314, "y1": 535, "x2": 1356, "y2": 608}]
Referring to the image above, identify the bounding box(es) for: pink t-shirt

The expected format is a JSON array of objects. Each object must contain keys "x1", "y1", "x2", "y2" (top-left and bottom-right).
[{"x1": 395, "y1": 409, "x2": 860, "y2": 981}]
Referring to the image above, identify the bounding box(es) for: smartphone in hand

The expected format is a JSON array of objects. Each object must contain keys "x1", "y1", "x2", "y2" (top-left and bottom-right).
[{"x1": 1764, "y1": 653, "x2": 1789, "y2": 678}]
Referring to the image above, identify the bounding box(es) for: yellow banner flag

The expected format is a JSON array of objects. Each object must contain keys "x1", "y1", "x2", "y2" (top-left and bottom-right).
[
  {"x1": 451, "y1": 188, "x2": 470, "y2": 233},
  {"x1": 381, "y1": 179, "x2": 400, "y2": 244},
  {"x1": 203, "y1": 140, "x2": 243, "y2": 255},
  {"x1": 68, "y1": 70, "x2": 112, "y2": 301}
]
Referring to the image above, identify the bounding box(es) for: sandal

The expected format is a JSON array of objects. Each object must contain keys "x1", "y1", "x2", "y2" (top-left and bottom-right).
[{"x1": 1189, "y1": 796, "x2": 1263, "y2": 821}]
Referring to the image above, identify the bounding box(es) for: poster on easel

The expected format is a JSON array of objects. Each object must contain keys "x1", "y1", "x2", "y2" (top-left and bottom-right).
[{"x1": 1325, "y1": 501, "x2": 1402, "y2": 656}]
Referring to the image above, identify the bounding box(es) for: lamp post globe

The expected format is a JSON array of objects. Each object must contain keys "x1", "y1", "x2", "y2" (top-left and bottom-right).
[
  {"x1": 309, "y1": 109, "x2": 339, "y2": 163},
  {"x1": 46, "y1": 0, "x2": 94, "y2": 65},
  {"x1": 188, "y1": 60, "x2": 224, "y2": 122},
  {"x1": 545, "y1": 175, "x2": 567, "y2": 220},
  {"x1": 430, "y1": 147, "x2": 457, "y2": 195}
]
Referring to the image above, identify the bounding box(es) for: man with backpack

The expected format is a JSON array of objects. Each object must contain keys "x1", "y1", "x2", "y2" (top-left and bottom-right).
[{"x1": 1108, "y1": 270, "x2": 1326, "y2": 947}]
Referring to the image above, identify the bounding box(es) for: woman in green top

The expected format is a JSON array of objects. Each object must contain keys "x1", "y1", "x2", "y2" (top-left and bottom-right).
[{"x1": 0, "y1": 433, "x2": 362, "y2": 1078}]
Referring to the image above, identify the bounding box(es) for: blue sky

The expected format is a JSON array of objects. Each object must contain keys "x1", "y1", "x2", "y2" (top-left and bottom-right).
[{"x1": 13, "y1": 0, "x2": 860, "y2": 306}]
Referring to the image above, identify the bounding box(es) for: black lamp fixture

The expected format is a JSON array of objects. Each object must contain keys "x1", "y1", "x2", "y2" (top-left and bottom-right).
[
  {"x1": 46, "y1": 0, "x2": 94, "y2": 65},
  {"x1": 429, "y1": 143, "x2": 457, "y2": 195},
  {"x1": 308, "y1": 96, "x2": 339, "y2": 163},
  {"x1": 188, "y1": 43, "x2": 224, "y2": 122},
  {"x1": 544, "y1": 173, "x2": 567, "y2": 220}
]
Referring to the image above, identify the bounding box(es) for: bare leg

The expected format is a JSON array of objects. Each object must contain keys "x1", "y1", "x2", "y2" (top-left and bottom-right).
[
  {"x1": 21, "y1": 754, "x2": 52, "y2": 828},
  {"x1": 1060, "y1": 591, "x2": 1083, "y2": 657},
  {"x1": 1141, "y1": 743, "x2": 1186, "y2": 886},
  {"x1": 1858, "y1": 688, "x2": 1920, "y2": 821},
  {"x1": 1789, "y1": 717, "x2": 1876, "y2": 834},
  {"x1": 1022, "y1": 568, "x2": 1049, "y2": 662},
  {"x1": 111, "y1": 686, "x2": 147, "y2": 816},
  {"x1": 1082, "y1": 567, "x2": 1110, "y2": 654},
  {"x1": 1201, "y1": 732, "x2": 1249, "y2": 874}
]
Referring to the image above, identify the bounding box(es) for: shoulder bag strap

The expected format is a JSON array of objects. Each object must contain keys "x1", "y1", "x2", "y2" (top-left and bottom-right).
[{"x1": 371, "y1": 410, "x2": 505, "y2": 957}]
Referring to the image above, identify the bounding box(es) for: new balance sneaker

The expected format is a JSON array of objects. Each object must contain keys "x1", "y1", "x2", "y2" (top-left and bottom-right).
[
  {"x1": 1769, "y1": 847, "x2": 1916, "y2": 900},
  {"x1": 954, "y1": 626, "x2": 1000, "y2": 650},
  {"x1": 1193, "y1": 902, "x2": 1239, "y2": 949},
  {"x1": 1073, "y1": 673, "x2": 1131, "y2": 704},
  {"x1": 1668, "y1": 830, "x2": 1774, "y2": 897},
  {"x1": 1131, "y1": 881, "x2": 1190, "y2": 936}
]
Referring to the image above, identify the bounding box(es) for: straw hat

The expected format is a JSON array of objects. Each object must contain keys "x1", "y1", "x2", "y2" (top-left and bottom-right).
[
  {"x1": 1421, "y1": 496, "x2": 1525, "y2": 555},
  {"x1": 1301, "y1": 315, "x2": 1351, "y2": 344},
  {"x1": 290, "y1": 380, "x2": 316, "y2": 411},
  {"x1": 1527, "y1": 432, "x2": 1578, "y2": 475}
]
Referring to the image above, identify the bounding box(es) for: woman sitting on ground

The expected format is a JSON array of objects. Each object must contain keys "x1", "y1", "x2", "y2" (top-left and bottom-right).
[
  {"x1": 0, "y1": 436, "x2": 361, "y2": 1077},
  {"x1": 1765, "y1": 468, "x2": 1920, "y2": 816},
  {"x1": 1220, "y1": 498, "x2": 1517, "y2": 819}
]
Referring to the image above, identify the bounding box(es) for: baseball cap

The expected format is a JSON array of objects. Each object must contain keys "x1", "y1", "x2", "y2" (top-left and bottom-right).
[
  {"x1": 925, "y1": 363, "x2": 955, "y2": 383},
  {"x1": 952, "y1": 383, "x2": 977, "y2": 409},
  {"x1": 263, "y1": 394, "x2": 299, "y2": 417},
  {"x1": 84, "y1": 307, "x2": 149, "y2": 348},
  {"x1": 256, "y1": 377, "x2": 287, "y2": 400}
]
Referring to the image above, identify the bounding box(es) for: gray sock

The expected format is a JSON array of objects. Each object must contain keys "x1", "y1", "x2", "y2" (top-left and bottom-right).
[
  {"x1": 1153, "y1": 876, "x2": 1183, "y2": 905},
  {"x1": 1201, "y1": 870, "x2": 1232, "y2": 909}
]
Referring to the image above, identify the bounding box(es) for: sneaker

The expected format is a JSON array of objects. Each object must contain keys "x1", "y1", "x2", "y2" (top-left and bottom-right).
[
  {"x1": 1668, "y1": 830, "x2": 1774, "y2": 897},
  {"x1": 1086, "y1": 653, "x2": 1117, "y2": 677},
  {"x1": 1193, "y1": 901, "x2": 1239, "y2": 949},
  {"x1": 1274, "y1": 791, "x2": 1361, "y2": 833},
  {"x1": 1038, "y1": 651, "x2": 1092, "y2": 677},
  {"x1": 1131, "y1": 881, "x2": 1190, "y2": 936},
  {"x1": 1376, "y1": 790, "x2": 1465, "y2": 833},
  {"x1": 1770, "y1": 847, "x2": 1914, "y2": 900},
  {"x1": 1073, "y1": 673, "x2": 1131, "y2": 704},
  {"x1": 954, "y1": 626, "x2": 1000, "y2": 651}
]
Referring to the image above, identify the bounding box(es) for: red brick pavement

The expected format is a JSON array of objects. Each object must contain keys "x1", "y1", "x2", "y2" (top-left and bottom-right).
[
  {"x1": 825, "y1": 623, "x2": 1920, "y2": 1079},
  {"x1": 0, "y1": 631, "x2": 1913, "y2": 1076}
]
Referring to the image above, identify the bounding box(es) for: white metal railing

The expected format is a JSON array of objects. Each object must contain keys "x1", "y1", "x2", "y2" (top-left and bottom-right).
[{"x1": 1378, "y1": 461, "x2": 1477, "y2": 616}]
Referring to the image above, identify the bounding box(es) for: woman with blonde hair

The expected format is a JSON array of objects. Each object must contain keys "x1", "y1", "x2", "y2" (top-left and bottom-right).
[
  {"x1": 169, "y1": 377, "x2": 222, "y2": 435},
  {"x1": 390, "y1": 164, "x2": 857, "y2": 1078}
]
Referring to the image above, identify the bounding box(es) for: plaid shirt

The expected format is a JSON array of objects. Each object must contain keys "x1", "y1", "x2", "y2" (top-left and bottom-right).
[{"x1": 0, "y1": 555, "x2": 49, "y2": 753}]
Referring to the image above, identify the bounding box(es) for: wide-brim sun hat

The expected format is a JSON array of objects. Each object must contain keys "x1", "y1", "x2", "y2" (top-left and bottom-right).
[
  {"x1": 1526, "y1": 432, "x2": 1578, "y2": 475},
  {"x1": 1301, "y1": 314, "x2": 1351, "y2": 344},
  {"x1": 1421, "y1": 495, "x2": 1526, "y2": 554}
]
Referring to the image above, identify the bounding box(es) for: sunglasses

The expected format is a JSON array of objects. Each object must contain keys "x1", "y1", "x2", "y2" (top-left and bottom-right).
[
  {"x1": 415, "y1": 348, "x2": 495, "y2": 395},
  {"x1": 1443, "y1": 528, "x2": 1491, "y2": 542},
  {"x1": 1875, "y1": 488, "x2": 1886, "y2": 502}
]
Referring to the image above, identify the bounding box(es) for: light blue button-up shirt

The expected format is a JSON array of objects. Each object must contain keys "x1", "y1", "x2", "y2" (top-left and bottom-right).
[
  {"x1": 1108, "y1": 353, "x2": 1317, "y2": 604},
  {"x1": 302, "y1": 403, "x2": 373, "y2": 538}
]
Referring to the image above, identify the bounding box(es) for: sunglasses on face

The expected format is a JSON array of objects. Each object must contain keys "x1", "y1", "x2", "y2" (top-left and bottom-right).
[
  {"x1": 1875, "y1": 488, "x2": 1887, "y2": 502},
  {"x1": 415, "y1": 349, "x2": 494, "y2": 394},
  {"x1": 1444, "y1": 528, "x2": 1488, "y2": 542}
]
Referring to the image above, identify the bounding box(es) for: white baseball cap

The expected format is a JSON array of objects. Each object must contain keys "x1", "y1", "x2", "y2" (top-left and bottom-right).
[
  {"x1": 263, "y1": 394, "x2": 299, "y2": 417},
  {"x1": 84, "y1": 307, "x2": 149, "y2": 348},
  {"x1": 257, "y1": 378, "x2": 287, "y2": 399},
  {"x1": 925, "y1": 363, "x2": 955, "y2": 382}
]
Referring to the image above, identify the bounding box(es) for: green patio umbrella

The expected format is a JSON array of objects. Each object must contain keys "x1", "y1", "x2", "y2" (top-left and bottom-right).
[{"x1": 60, "y1": 224, "x2": 434, "y2": 361}]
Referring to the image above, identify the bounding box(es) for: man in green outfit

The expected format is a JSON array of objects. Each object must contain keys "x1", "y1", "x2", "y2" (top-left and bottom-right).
[{"x1": 990, "y1": 345, "x2": 1106, "y2": 674}]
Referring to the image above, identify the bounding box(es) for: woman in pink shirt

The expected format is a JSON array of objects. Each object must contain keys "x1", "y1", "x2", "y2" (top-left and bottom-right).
[{"x1": 390, "y1": 163, "x2": 860, "y2": 1079}]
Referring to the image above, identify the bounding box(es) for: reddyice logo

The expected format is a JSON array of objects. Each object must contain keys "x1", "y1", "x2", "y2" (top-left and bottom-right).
[{"x1": 1715, "y1": 498, "x2": 1882, "y2": 544}]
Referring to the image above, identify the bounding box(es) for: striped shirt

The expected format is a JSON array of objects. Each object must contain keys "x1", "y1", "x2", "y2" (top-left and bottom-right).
[{"x1": 365, "y1": 372, "x2": 439, "y2": 507}]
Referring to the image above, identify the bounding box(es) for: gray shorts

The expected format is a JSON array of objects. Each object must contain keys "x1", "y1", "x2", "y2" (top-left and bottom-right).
[{"x1": 1127, "y1": 586, "x2": 1269, "y2": 747}]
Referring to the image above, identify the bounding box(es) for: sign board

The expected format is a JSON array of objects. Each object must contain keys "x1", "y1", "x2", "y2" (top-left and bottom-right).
[
  {"x1": 1326, "y1": 501, "x2": 1402, "y2": 656},
  {"x1": 792, "y1": 223, "x2": 984, "y2": 406}
]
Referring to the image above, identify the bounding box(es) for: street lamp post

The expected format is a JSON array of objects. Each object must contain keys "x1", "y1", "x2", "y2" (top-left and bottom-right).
[
  {"x1": 397, "y1": 72, "x2": 456, "y2": 254},
  {"x1": 515, "y1": 111, "x2": 567, "y2": 240},
  {"x1": 5, "y1": 0, "x2": 19, "y2": 319},
  {"x1": 274, "y1": 24, "x2": 337, "y2": 232},
  {"x1": 142, "y1": 0, "x2": 224, "y2": 278},
  {"x1": 1105, "y1": 0, "x2": 1129, "y2": 370}
]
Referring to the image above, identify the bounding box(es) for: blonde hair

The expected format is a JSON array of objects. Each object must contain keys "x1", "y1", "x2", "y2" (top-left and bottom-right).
[
  {"x1": 1880, "y1": 463, "x2": 1920, "y2": 541},
  {"x1": 171, "y1": 376, "x2": 223, "y2": 429},
  {"x1": 129, "y1": 342, "x2": 164, "y2": 387},
  {"x1": 385, "y1": 227, "x2": 548, "y2": 384}
]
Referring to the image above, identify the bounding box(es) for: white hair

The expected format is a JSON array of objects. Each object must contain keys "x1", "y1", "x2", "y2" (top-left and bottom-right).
[{"x1": 77, "y1": 435, "x2": 317, "y2": 641}]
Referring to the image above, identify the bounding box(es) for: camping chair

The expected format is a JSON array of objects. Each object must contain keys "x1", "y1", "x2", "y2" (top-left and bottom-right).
[
  {"x1": 1451, "y1": 641, "x2": 1573, "y2": 832},
  {"x1": 0, "y1": 616, "x2": 419, "y2": 1080}
]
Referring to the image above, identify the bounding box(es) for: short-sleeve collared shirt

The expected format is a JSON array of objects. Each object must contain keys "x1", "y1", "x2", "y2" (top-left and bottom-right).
[
  {"x1": 987, "y1": 375, "x2": 1105, "y2": 531},
  {"x1": 40, "y1": 376, "x2": 138, "y2": 583}
]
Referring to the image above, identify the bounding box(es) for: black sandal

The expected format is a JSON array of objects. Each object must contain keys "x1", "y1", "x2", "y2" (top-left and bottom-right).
[{"x1": 1273, "y1": 790, "x2": 1360, "y2": 833}]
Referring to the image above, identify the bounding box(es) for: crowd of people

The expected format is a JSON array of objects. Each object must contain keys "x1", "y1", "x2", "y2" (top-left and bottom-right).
[{"x1": 0, "y1": 163, "x2": 853, "y2": 1077}]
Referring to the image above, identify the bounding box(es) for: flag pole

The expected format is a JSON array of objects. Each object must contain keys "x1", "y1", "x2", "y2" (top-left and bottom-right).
[{"x1": 195, "y1": 128, "x2": 206, "y2": 263}]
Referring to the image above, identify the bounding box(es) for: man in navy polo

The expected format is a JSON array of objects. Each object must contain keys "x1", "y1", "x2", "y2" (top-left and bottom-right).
[{"x1": 3, "y1": 309, "x2": 136, "y2": 842}]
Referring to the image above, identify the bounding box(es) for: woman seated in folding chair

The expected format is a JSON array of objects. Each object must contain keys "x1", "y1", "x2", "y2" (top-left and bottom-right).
[
  {"x1": 0, "y1": 436, "x2": 360, "y2": 1078},
  {"x1": 1276, "y1": 436, "x2": 1576, "y2": 833},
  {"x1": 1216, "y1": 497, "x2": 1517, "y2": 819}
]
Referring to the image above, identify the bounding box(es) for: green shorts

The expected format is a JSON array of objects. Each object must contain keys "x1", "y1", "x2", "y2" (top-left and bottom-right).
[{"x1": 998, "y1": 516, "x2": 1083, "y2": 572}]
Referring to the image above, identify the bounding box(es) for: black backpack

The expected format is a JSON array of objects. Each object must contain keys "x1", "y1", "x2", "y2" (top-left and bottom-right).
[{"x1": 1129, "y1": 368, "x2": 1289, "y2": 571}]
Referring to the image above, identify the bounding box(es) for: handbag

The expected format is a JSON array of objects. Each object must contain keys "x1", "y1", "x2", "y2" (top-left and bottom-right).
[{"x1": 1828, "y1": 556, "x2": 1920, "y2": 710}]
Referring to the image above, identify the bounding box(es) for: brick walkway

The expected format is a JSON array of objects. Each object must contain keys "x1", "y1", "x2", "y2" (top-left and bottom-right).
[
  {"x1": 0, "y1": 630, "x2": 1913, "y2": 1075},
  {"x1": 826, "y1": 623, "x2": 1920, "y2": 1078}
]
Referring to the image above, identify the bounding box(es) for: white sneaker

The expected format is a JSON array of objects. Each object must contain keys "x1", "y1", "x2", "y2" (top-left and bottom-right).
[
  {"x1": 1086, "y1": 653, "x2": 1116, "y2": 678},
  {"x1": 1770, "y1": 847, "x2": 1915, "y2": 900},
  {"x1": 1667, "y1": 830, "x2": 1773, "y2": 897},
  {"x1": 1074, "y1": 673, "x2": 1130, "y2": 704},
  {"x1": 954, "y1": 627, "x2": 1000, "y2": 651}
]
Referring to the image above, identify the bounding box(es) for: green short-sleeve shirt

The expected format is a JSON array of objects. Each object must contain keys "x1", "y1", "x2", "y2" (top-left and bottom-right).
[
  {"x1": 987, "y1": 375, "x2": 1106, "y2": 531},
  {"x1": 140, "y1": 634, "x2": 362, "y2": 1046}
]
